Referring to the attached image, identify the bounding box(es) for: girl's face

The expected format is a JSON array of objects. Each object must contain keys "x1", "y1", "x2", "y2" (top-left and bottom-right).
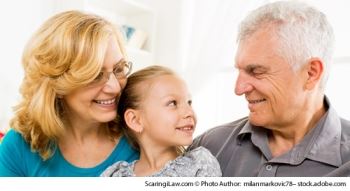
[
  {"x1": 63, "y1": 37, "x2": 126, "y2": 126},
  {"x1": 138, "y1": 75, "x2": 197, "y2": 148}
]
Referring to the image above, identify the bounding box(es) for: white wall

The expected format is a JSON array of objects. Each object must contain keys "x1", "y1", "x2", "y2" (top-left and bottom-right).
[
  {"x1": 136, "y1": 0, "x2": 187, "y2": 72},
  {"x1": 1, "y1": 0, "x2": 349, "y2": 136},
  {"x1": 0, "y1": 0, "x2": 55, "y2": 131}
]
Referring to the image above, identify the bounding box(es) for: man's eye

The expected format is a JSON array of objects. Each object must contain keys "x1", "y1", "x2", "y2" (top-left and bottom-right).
[
  {"x1": 252, "y1": 70, "x2": 264, "y2": 75},
  {"x1": 248, "y1": 68, "x2": 265, "y2": 76}
]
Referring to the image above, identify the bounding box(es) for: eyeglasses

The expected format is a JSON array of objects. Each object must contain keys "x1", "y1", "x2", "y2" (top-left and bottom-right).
[{"x1": 90, "y1": 59, "x2": 133, "y2": 86}]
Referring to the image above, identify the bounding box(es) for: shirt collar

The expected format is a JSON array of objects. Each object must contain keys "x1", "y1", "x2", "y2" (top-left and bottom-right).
[
  {"x1": 237, "y1": 96, "x2": 342, "y2": 167},
  {"x1": 305, "y1": 96, "x2": 342, "y2": 166}
]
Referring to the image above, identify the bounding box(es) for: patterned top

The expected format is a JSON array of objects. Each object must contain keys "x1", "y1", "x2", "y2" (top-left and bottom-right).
[{"x1": 100, "y1": 146, "x2": 222, "y2": 177}]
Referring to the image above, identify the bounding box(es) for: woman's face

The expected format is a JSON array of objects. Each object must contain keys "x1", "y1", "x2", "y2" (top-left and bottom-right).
[{"x1": 63, "y1": 37, "x2": 126, "y2": 126}]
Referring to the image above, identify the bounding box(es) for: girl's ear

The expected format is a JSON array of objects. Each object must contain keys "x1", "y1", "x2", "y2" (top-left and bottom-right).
[{"x1": 124, "y1": 109, "x2": 143, "y2": 133}]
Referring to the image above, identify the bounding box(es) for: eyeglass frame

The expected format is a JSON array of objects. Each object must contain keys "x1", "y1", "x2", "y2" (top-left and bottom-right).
[{"x1": 89, "y1": 59, "x2": 133, "y2": 86}]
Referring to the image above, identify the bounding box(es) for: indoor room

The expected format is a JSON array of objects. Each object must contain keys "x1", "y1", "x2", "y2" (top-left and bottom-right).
[{"x1": 1, "y1": 0, "x2": 349, "y2": 139}]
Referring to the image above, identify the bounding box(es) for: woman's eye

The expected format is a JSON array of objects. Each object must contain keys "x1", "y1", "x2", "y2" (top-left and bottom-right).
[
  {"x1": 113, "y1": 66, "x2": 124, "y2": 75},
  {"x1": 93, "y1": 72, "x2": 104, "y2": 81}
]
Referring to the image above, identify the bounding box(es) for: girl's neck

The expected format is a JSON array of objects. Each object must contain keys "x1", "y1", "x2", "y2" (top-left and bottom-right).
[{"x1": 133, "y1": 146, "x2": 178, "y2": 176}]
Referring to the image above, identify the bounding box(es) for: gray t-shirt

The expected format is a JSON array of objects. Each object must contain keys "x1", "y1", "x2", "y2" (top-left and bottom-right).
[{"x1": 100, "y1": 146, "x2": 222, "y2": 177}]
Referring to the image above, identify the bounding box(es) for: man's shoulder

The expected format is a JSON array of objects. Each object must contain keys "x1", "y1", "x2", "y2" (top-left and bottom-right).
[
  {"x1": 189, "y1": 117, "x2": 248, "y2": 153},
  {"x1": 202, "y1": 117, "x2": 249, "y2": 137},
  {"x1": 340, "y1": 117, "x2": 350, "y2": 140},
  {"x1": 340, "y1": 117, "x2": 350, "y2": 128}
]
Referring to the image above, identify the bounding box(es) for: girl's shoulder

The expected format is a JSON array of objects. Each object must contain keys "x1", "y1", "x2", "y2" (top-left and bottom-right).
[
  {"x1": 183, "y1": 146, "x2": 222, "y2": 176},
  {"x1": 100, "y1": 160, "x2": 136, "y2": 177},
  {"x1": 185, "y1": 146, "x2": 216, "y2": 161},
  {"x1": 152, "y1": 146, "x2": 221, "y2": 177}
]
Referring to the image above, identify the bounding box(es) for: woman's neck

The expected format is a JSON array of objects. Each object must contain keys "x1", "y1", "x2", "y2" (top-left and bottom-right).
[
  {"x1": 61, "y1": 115, "x2": 107, "y2": 144},
  {"x1": 58, "y1": 121, "x2": 118, "y2": 168}
]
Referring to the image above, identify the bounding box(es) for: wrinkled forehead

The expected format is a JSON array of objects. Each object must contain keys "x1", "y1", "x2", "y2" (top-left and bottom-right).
[{"x1": 235, "y1": 28, "x2": 285, "y2": 67}]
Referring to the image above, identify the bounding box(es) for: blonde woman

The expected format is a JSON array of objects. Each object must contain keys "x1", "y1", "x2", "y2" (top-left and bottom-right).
[
  {"x1": 0, "y1": 10, "x2": 139, "y2": 176},
  {"x1": 101, "y1": 66, "x2": 221, "y2": 177}
]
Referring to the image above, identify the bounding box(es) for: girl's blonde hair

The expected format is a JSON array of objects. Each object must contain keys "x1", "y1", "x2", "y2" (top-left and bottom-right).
[
  {"x1": 11, "y1": 10, "x2": 127, "y2": 160},
  {"x1": 117, "y1": 65, "x2": 185, "y2": 155}
]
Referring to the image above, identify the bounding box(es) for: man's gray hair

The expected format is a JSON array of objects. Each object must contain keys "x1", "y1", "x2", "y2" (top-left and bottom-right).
[{"x1": 237, "y1": 1, "x2": 334, "y2": 90}]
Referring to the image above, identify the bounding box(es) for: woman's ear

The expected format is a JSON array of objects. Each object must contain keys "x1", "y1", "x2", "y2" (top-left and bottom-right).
[
  {"x1": 124, "y1": 109, "x2": 143, "y2": 133},
  {"x1": 304, "y1": 58, "x2": 324, "y2": 90}
]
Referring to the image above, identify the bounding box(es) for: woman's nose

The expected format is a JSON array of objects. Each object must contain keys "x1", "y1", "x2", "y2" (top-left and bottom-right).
[{"x1": 103, "y1": 74, "x2": 123, "y2": 94}]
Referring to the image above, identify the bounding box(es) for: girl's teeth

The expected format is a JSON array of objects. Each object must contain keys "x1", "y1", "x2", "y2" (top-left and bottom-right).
[{"x1": 178, "y1": 127, "x2": 192, "y2": 131}]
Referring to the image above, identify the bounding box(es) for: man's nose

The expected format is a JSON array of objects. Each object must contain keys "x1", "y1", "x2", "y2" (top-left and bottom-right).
[{"x1": 234, "y1": 71, "x2": 253, "y2": 95}]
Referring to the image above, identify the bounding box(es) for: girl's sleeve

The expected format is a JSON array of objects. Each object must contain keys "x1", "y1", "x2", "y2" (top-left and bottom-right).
[
  {"x1": 193, "y1": 147, "x2": 222, "y2": 177},
  {"x1": 100, "y1": 161, "x2": 132, "y2": 177}
]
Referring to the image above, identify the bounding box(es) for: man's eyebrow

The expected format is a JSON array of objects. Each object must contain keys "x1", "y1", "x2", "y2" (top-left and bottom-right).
[{"x1": 246, "y1": 64, "x2": 268, "y2": 70}]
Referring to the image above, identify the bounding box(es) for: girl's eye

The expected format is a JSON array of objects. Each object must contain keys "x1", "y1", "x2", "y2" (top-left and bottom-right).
[
  {"x1": 168, "y1": 100, "x2": 177, "y2": 107},
  {"x1": 188, "y1": 100, "x2": 192, "y2": 106}
]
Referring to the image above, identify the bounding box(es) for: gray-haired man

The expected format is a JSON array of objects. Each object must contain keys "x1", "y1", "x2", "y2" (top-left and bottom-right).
[{"x1": 190, "y1": 1, "x2": 350, "y2": 176}]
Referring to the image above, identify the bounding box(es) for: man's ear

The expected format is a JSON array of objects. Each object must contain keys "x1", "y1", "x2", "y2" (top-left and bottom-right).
[
  {"x1": 304, "y1": 58, "x2": 324, "y2": 90},
  {"x1": 124, "y1": 109, "x2": 143, "y2": 133}
]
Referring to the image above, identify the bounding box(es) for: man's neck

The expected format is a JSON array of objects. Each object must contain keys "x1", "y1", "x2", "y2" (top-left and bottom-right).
[{"x1": 268, "y1": 98, "x2": 326, "y2": 157}]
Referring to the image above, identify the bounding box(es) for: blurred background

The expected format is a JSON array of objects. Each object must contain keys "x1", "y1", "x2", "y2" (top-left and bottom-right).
[{"x1": 0, "y1": 0, "x2": 349, "y2": 137}]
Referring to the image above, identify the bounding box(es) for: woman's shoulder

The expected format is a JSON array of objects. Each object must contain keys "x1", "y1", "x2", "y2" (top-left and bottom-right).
[
  {"x1": 1, "y1": 129, "x2": 28, "y2": 147},
  {"x1": 0, "y1": 129, "x2": 33, "y2": 176}
]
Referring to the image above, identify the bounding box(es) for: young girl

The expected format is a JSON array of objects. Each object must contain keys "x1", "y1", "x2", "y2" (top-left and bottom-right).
[{"x1": 101, "y1": 66, "x2": 221, "y2": 177}]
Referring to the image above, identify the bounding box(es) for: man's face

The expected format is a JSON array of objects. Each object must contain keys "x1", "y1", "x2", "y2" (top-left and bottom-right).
[{"x1": 234, "y1": 29, "x2": 308, "y2": 129}]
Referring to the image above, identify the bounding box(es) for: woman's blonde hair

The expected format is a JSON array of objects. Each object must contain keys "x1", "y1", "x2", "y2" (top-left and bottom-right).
[
  {"x1": 117, "y1": 65, "x2": 185, "y2": 155},
  {"x1": 10, "y1": 10, "x2": 127, "y2": 160}
]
